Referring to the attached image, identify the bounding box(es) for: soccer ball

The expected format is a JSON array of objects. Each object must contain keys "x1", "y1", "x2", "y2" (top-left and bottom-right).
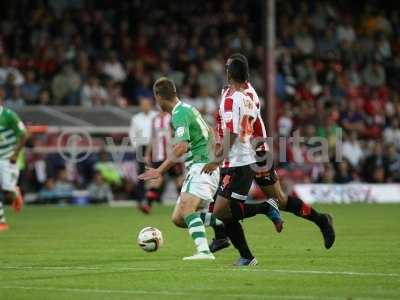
[{"x1": 137, "y1": 227, "x2": 163, "y2": 252}]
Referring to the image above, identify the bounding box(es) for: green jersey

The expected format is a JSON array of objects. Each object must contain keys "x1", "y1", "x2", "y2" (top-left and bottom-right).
[
  {"x1": 0, "y1": 106, "x2": 26, "y2": 160},
  {"x1": 171, "y1": 101, "x2": 212, "y2": 168}
]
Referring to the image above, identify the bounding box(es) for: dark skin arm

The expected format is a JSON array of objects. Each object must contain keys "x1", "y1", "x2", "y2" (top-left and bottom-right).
[{"x1": 201, "y1": 131, "x2": 237, "y2": 174}]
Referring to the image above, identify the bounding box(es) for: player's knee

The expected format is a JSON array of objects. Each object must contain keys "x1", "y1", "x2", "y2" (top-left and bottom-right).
[
  {"x1": 171, "y1": 214, "x2": 186, "y2": 228},
  {"x1": 213, "y1": 201, "x2": 231, "y2": 222},
  {"x1": 277, "y1": 193, "x2": 288, "y2": 209}
]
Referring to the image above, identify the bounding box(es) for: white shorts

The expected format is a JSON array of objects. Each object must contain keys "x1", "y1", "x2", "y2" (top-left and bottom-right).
[
  {"x1": 179, "y1": 163, "x2": 220, "y2": 206},
  {"x1": 0, "y1": 160, "x2": 19, "y2": 192}
]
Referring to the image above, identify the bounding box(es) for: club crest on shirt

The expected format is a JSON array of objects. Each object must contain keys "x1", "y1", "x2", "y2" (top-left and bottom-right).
[
  {"x1": 224, "y1": 112, "x2": 233, "y2": 122},
  {"x1": 176, "y1": 127, "x2": 185, "y2": 137}
]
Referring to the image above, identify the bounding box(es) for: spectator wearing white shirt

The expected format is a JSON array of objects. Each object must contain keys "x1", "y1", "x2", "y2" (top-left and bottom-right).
[
  {"x1": 337, "y1": 18, "x2": 356, "y2": 45},
  {"x1": 342, "y1": 131, "x2": 364, "y2": 168},
  {"x1": 383, "y1": 118, "x2": 400, "y2": 150},
  {"x1": 102, "y1": 51, "x2": 127, "y2": 83},
  {"x1": 81, "y1": 76, "x2": 108, "y2": 106},
  {"x1": 129, "y1": 97, "x2": 157, "y2": 211},
  {"x1": 0, "y1": 55, "x2": 25, "y2": 86}
]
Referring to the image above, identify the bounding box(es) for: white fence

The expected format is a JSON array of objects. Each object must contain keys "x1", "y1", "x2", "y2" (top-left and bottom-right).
[{"x1": 293, "y1": 184, "x2": 400, "y2": 204}]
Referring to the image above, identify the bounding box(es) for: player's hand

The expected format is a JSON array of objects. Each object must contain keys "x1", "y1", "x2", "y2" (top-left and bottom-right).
[
  {"x1": 201, "y1": 162, "x2": 219, "y2": 175},
  {"x1": 9, "y1": 153, "x2": 17, "y2": 164},
  {"x1": 138, "y1": 167, "x2": 161, "y2": 181}
]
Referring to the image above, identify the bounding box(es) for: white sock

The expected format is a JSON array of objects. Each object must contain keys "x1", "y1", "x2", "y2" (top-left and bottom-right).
[{"x1": 0, "y1": 201, "x2": 6, "y2": 223}]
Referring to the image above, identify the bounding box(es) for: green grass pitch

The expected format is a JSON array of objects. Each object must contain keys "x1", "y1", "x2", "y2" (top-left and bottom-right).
[{"x1": 1, "y1": 204, "x2": 400, "y2": 300}]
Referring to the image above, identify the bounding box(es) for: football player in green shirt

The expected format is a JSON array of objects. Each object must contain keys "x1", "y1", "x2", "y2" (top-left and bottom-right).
[
  {"x1": 0, "y1": 105, "x2": 28, "y2": 232},
  {"x1": 139, "y1": 77, "x2": 220, "y2": 260}
]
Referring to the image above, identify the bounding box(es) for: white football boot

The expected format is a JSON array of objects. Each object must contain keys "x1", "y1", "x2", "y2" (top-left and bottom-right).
[{"x1": 182, "y1": 252, "x2": 215, "y2": 261}]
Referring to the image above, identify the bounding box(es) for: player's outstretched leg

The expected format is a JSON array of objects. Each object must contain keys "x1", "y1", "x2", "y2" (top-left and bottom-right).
[
  {"x1": 171, "y1": 193, "x2": 215, "y2": 261},
  {"x1": 254, "y1": 154, "x2": 335, "y2": 249},
  {"x1": 283, "y1": 195, "x2": 335, "y2": 249},
  {"x1": 220, "y1": 198, "x2": 283, "y2": 232},
  {"x1": 0, "y1": 200, "x2": 8, "y2": 232},
  {"x1": 209, "y1": 199, "x2": 283, "y2": 253}
]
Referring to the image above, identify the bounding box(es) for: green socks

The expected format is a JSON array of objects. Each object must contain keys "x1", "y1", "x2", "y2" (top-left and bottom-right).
[
  {"x1": 200, "y1": 212, "x2": 223, "y2": 227},
  {"x1": 185, "y1": 212, "x2": 210, "y2": 254}
]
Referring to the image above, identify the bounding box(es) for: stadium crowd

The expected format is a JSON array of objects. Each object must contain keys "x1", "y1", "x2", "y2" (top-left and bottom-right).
[{"x1": 1, "y1": 0, "x2": 400, "y2": 198}]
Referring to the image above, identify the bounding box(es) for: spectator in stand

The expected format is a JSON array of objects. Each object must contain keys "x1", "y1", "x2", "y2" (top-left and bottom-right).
[
  {"x1": 81, "y1": 76, "x2": 108, "y2": 107},
  {"x1": 342, "y1": 131, "x2": 364, "y2": 169},
  {"x1": 20, "y1": 70, "x2": 41, "y2": 104},
  {"x1": 0, "y1": 55, "x2": 24, "y2": 86},
  {"x1": 38, "y1": 89, "x2": 51, "y2": 105},
  {"x1": 94, "y1": 150, "x2": 123, "y2": 189},
  {"x1": 198, "y1": 61, "x2": 220, "y2": 97},
  {"x1": 187, "y1": 87, "x2": 217, "y2": 126},
  {"x1": 317, "y1": 163, "x2": 335, "y2": 183},
  {"x1": 362, "y1": 143, "x2": 386, "y2": 182},
  {"x1": 278, "y1": 103, "x2": 293, "y2": 137},
  {"x1": 5, "y1": 86, "x2": 25, "y2": 108},
  {"x1": 337, "y1": 16, "x2": 356, "y2": 45},
  {"x1": 383, "y1": 118, "x2": 400, "y2": 150},
  {"x1": 54, "y1": 168, "x2": 76, "y2": 200},
  {"x1": 52, "y1": 64, "x2": 81, "y2": 105},
  {"x1": 384, "y1": 144, "x2": 400, "y2": 182},
  {"x1": 341, "y1": 101, "x2": 365, "y2": 134},
  {"x1": 363, "y1": 61, "x2": 386, "y2": 88},
  {"x1": 334, "y1": 160, "x2": 354, "y2": 183},
  {"x1": 102, "y1": 51, "x2": 126, "y2": 83},
  {"x1": 317, "y1": 117, "x2": 341, "y2": 157},
  {"x1": 134, "y1": 74, "x2": 153, "y2": 101},
  {"x1": 105, "y1": 80, "x2": 127, "y2": 107},
  {"x1": 294, "y1": 25, "x2": 315, "y2": 55},
  {"x1": 87, "y1": 171, "x2": 113, "y2": 203}
]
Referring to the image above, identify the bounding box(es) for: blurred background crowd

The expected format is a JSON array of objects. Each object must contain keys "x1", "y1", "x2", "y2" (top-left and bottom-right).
[{"x1": 1, "y1": 0, "x2": 400, "y2": 200}]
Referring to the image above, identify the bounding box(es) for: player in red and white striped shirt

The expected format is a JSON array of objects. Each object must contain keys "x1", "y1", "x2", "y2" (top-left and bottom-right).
[
  {"x1": 202, "y1": 55, "x2": 282, "y2": 266},
  {"x1": 143, "y1": 112, "x2": 183, "y2": 213},
  {"x1": 210, "y1": 54, "x2": 335, "y2": 254}
]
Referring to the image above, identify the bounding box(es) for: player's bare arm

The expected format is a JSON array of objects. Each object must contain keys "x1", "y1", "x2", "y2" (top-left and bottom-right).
[
  {"x1": 139, "y1": 141, "x2": 188, "y2": 180},
  {"x1": 202, "y1": 131, "x2": 237, "y2": 174},
  {"x1": 10, "y1": 129, "x2": 28, "y2": 164}
]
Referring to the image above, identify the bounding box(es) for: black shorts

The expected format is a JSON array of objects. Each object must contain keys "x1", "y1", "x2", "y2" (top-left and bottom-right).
[
  {"x1": 152, "y1": 161, "x2": 183, "y2": 178},
  {"x1": 253, "y1": 150, "x2": 278, "y2": 187},
  {"x1": 216, "y1": 164, "x2": 256, "y2": 201}
]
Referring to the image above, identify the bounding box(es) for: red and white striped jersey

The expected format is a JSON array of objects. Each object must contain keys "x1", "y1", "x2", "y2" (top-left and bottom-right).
[
  {"x1": 151, "y1": 112, "x2": 171, "y2": 162},
  {"x1": 218, "y1": 88, "x2": 257, "y2": 168},
  {"x1": 217, "y1": 83, "x2": 269, "y2": 151},
  {"x1": 243, "y1": 82, "x2": 269, "y2": 151}
]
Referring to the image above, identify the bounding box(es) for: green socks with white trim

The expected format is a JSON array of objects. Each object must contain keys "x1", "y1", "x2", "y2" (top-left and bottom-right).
[
  {"x1": 185, "y1": 212, "x2": 211, "y2": 254},
  {"x1": 199, "y1": 212, "x2": 223, "y2": 227}
]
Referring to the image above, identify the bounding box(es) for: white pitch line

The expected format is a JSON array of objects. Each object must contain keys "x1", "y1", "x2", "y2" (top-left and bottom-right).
[
  {"x1": 242, "y1": 269, "x2": 400, "y2": 278},
  {"x1": 0, "y1": 286, "x2": 392, "y2": 300},
  {"x1": 1, "y1": 265, "x2": 400, "y2": 278}
]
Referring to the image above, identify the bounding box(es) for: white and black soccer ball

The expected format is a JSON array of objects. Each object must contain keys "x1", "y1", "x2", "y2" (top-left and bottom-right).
[{"x1": 137, "y1": 227, "x2": 163, "y2": 252}]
